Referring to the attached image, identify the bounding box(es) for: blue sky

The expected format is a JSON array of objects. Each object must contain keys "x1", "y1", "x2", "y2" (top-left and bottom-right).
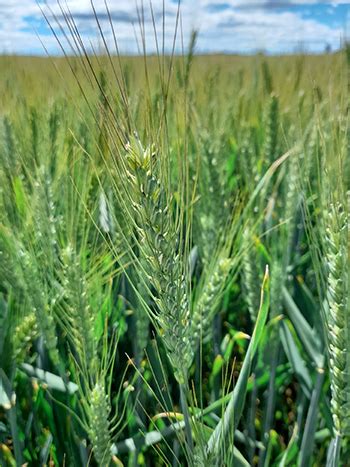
[{"x1": 0, "y1": 1, "x2": 349, "y2": 55}]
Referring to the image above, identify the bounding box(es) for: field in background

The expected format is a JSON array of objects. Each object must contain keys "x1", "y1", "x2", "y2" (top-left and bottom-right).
[{"x1": 0, "y1": 52, "x2": 344, "y2": 107}]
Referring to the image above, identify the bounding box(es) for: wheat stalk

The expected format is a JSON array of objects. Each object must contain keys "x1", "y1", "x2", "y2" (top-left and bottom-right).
[
  {"x1": 13, "y1": 313, "x2": 38, "y2": 364},
  {"x1": 120, "y1": 136, "x2": 193, "y2": 383},
  {"x1": 59, "y1": 244, "x2": 97, "y2": 371},
  {"x1": 324, "y1": 198, "x2": 350, "y2": 436},
  {"x1": 263, "y1": 94, "x2": 279, "y2": 170},
  {"x1": 88, "y1": 382, "x2": 112, "y2": 465},
  {"x1": 242, "y1": 227, "x2": 262, "y2": 323},
  {"x1": 191, "y1": 257, "x2": 233, "y2": 345}
]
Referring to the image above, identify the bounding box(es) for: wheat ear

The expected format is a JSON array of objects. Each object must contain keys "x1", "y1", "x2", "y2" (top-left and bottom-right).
[
  {"x1": 325, "y1": 199, "x2": 350, "y2": 436},
  {"x1": 88, "y1": 382, "x2": 112, "y2": 465},
  {"x1": 121, "y1": 137, "x2": 193, "y2": 383}
]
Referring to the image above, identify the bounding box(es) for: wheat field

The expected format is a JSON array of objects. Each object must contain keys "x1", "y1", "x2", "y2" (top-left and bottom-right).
[{"x1": 0, "y1": 8, "x2": 349, "y2": 466}]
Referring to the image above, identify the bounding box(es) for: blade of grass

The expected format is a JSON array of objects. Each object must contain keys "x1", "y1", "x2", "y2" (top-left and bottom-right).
[
  {"x1": 299, "y1": 368, "x2": 325, "y2": 467},
  {"x1": 20, "y1": 364, "x2": 78, "y2": 394},
  {"x1": 206, "y1": 265, "x2": 270, "y2": 457},
  {"x1": 282, "y1": 287, "x2": 324, "y2": 369}
]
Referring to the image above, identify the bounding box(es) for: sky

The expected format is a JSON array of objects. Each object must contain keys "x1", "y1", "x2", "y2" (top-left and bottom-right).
[{"x1": 0, "y1": 1, "x2": 349, "y2": 55}]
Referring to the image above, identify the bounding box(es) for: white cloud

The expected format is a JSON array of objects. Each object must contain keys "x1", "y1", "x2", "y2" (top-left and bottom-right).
[{"x1": 0, "y1": 0, "x2": 346, "y2": 55}]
